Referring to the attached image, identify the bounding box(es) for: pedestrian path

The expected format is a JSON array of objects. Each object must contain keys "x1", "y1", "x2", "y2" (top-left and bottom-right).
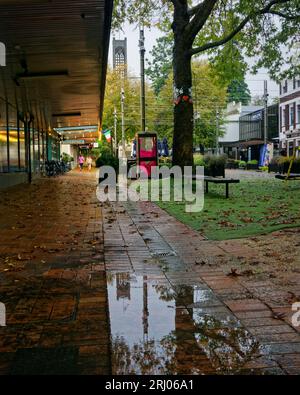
[
  {"x1": 103, "y1": 200, "x2": 300, "y2": 374},
  {"x1": 0, "y1": 171, "x2": 110, "y2": 374},
  {"x1": 1, "y1": 171, "x2": 299, "y2": 375}
]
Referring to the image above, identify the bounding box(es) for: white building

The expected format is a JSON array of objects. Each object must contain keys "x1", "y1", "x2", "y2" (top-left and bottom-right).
[
  {"x1": 219, "y1": 102, "x2": 263, "y2": 159},
  {"x1": 279, "y1": 77, "x2": 300, "y2": 157}
]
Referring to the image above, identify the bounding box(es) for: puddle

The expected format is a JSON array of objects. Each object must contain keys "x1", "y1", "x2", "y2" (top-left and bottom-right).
[{"x1": 107, "y1": 273, "x2": 262, "y2": 375}]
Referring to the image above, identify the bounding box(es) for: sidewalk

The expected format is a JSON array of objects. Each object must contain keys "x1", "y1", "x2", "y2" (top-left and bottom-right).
[
  {"x1": 103, "y1": 200, "x2": 300, "y2": 374},
  {"x1": 0, "y1": 170, "x2": 110, "y2": 374},
  {"x1": 1, "y1": 170, "x2": 300, "y2": 374}
]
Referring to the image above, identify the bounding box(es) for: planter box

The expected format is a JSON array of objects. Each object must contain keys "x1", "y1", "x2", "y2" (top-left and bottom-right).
[
  {"x1": 204, "y1": 165, "x2": 225, "y2": 178},
  {"x1": 226, "y1": 162, "x2": 239, "y2": 169},
  {"x1": 283, "y1": 161, "x2": 300, "y2": 174},
  {"x1": 268, "y1": 163, "x2": 281, "y2": 173},
  {"x1": 246, "y1": 164, "x2": 259, "y2": 170}
]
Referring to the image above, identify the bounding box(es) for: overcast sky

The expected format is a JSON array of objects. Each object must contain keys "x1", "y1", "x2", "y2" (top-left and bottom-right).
[{"x1": 109, "y1": 23, "x2": 279, "y2": 101}]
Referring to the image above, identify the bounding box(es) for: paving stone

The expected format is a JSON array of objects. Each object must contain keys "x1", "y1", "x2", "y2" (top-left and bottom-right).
[{"x1": 0, "y1": 172, "x2": 110, "y2": 375}]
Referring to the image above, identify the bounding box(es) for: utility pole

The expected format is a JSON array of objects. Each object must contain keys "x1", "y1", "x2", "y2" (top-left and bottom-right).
[
  {"x1": 121, "y1": 88, "x2": 125, "y2": 149},
  {"x1": 216, "y1": 107, "x2": 220, "y2": 155},
  {"x1": 264, "y1": 80, "x2": 269, "y2": 146},
  {"x1": 139, "y1": 23, "x2": 146, "y2": 132},
  {"x1": 113, "y1": 106, "x2": 117, "y2": 156}
]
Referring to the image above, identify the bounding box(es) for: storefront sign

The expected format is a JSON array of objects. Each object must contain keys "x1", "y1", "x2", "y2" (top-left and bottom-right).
[{"x1": 62, "y1": 140, "x2": 85, "y2": 145}]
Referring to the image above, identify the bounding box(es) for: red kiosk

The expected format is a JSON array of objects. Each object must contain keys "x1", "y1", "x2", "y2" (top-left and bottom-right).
[{"x1": 136, "y1": 132, "x2": 158, "y2": 178}]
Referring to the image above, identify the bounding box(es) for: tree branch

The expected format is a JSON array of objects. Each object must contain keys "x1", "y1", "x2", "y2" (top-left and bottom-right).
[
  {"x1": 170, "y1": 0, "x2": 181, "y2": 7},
  {"x1": 186, "y1": 0, "x2": 218, "y2": 43},
  {"x1": 188, "y1": 2, "x2": 204, "y2": 17},
  {"x1": 268, "y1": 10, "x2": 300, "y2": 20},
  {"x1": 189, "y1": 0, "x2": 292, "y2": 56}
]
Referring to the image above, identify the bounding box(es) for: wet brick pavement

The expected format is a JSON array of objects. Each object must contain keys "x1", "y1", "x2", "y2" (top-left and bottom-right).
[
  {"x1": 0, "y1": 171, "x2": 110, "y2": 375},
  {"x1": 0, "y1": 170, "x2": 300, "y2": 374},
  {"x1": 103, "y1": 199, "x2": 300, "y2": 375}
]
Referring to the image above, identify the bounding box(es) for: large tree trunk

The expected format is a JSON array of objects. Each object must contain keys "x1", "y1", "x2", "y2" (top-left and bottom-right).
[{"x1": 172, "y1": 3, "x2": 194, "y2": 168}]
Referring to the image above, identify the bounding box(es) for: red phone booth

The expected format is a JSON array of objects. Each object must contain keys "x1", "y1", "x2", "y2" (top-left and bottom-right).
[{"x1": 136, "y1": 132, "x2": 158, "y2": 178}]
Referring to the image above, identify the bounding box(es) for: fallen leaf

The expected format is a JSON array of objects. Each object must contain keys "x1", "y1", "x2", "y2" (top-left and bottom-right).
[{"x1": 227, "y1": 268, "x2": 241, "y2": 277}]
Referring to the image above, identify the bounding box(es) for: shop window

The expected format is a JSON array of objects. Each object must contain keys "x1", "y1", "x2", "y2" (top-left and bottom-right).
[
  {"x1": 8, "y1": 104, "x2": 19, "y2": 172},
  {"x1": 0, "y1": 99, "x2": 8, "y2": 173},
  {"x1": 290, "y1": 105, "x2": 295, "y2": 126},
  {"x1": 19, "y1": 120, "x2": 26, "y2": 170},
  {"x1": 33, "y1": 128, "x2": 40, "y2": 173}
]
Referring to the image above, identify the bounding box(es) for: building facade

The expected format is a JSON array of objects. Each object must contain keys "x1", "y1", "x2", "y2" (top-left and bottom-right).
[
  {"x1": 0, "y1": 91, "x2": 61, "y2": 189},
  {"x1": 279, "y1": 77, "x2": 300, "y2": 157},
  {"x1": 0, "y1": 0, "x2": 113, "y2": 189},
  {"x1": 219, "y1": 102, "x2": 264, "y2": 159},
  {"x1": 239, "y1": 104, "x2": 279, "y2": 162}
]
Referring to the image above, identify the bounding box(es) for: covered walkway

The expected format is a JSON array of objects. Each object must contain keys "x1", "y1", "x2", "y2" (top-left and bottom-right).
[{"x1": 0, "y1": 0, "x2": 112, "y2": 188}]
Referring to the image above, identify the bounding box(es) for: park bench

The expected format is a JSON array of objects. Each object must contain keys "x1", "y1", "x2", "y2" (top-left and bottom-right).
[
  {"x1": 204, "y1": 176, "x2": 240, "y2": 199},
  {"x1": 275, "y1": 173, "x2": 300, "y2": 181},
  {"x1": 191, "y1": 175, "x2": 240, "y2": 198}
]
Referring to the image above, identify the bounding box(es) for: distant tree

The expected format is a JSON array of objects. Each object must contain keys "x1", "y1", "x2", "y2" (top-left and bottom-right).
[
  {"x1": 113, "y1": 0, "x2": 300, "y2": 167},
  {"x1": 227, "y1": 79, "x2": 251, "y2": 105},
  {"x1": 146, "y1": 35, "x2": 173, "y2": 95},
  {"x1": 155, "y1": 61, "x2": 227, "y2": 149},
  {"x1": 103, "y1": 67, "x2": 157, "y2": 143},
  {"x1": 251, "y1": 95, "x2": 265, "y2": 106}
]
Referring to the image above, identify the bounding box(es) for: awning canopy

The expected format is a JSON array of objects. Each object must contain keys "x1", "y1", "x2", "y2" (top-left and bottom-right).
[
  {"x1": 0, "y1": 0, "x2": 113, "y2": 142},
  {"x1": 221, "y1": 139, "x2": 276, "y2": 148}
]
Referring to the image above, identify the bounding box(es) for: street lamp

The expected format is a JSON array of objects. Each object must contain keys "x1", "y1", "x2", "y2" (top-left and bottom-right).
[{"x1": 121, "y1": 88, "x2": 125, "y2": 148}]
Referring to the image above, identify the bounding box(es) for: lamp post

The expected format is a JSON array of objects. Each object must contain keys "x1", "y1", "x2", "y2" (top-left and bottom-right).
[
  {"x1": 139, "y1": 24, "x2": 146, "y2": 132},
  {"x1": 264, "y1": 80, "x2": 269, "y2": 146},
  {"x1": 216, "y1": 108, "x2": 220, "y2": 155},
  {"x1": 114, "y1": 106, "x2": 117, "y2": 155},
  {"x1": 121, "y1": 88, "x2": 125, "y2": 149}
]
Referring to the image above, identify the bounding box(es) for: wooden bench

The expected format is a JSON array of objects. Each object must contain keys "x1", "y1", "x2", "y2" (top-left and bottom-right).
[
  {"x1": 204, "y1": 176, "x2": 240, "y2": 198},
  {"x1": 275, "y1": 173, "x2": 300, "y2": 181}
]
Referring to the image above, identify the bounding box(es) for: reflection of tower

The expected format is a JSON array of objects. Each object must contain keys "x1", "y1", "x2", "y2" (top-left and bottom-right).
[
  {"x1": 113, "y1": 37, "x2": 127, "y2": 78},
  {"x1": 116, "y1": 273, "x2": 131, "y2": 300}
]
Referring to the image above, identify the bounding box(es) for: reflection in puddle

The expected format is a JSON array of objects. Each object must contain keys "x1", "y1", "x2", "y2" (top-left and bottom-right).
[{"x1": 107, "y1": 273, "x2": 261, "y2": 375}]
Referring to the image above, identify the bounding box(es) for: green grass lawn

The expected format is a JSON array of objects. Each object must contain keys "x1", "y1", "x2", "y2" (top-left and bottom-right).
[{"x1": 156, "y1": 178, "x2": 300, "y2": 240}]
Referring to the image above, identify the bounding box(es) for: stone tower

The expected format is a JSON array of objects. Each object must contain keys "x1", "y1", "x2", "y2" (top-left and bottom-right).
[{"x1": 113, "y1": 37, "x2": 127, "y2": 77}]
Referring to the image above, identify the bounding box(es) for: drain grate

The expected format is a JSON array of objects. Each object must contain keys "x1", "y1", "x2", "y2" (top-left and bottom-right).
[{"x1": 151, "y1": 251, "x2": 177, "y2": 258}]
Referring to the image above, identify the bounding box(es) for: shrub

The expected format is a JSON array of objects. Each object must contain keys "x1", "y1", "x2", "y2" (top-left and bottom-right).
[
  {"x1": 202, "y1": 154, "x2": 226, "y2": 177},
  {"x1": 239, "y1": 160, "x2": 247, "y2": 168},
  {"x1": 61, "y1": 152, "x2": 74, "y2": 163},
  {"x1": 248, "y1": 160, "x2": 258, "y2": 165},
  {"x1": 270, "y1": 156, "x2": 281, "y2": 165},
  {"x1": 274, "y1": 156, "x2": 300, "y2": 173},
  {"x1": 194, "y1": 154, "x2": 205, "y2": 166},
  {"x1": 203, "y1": 154, "x2": 227, "y2": 167},
  {"x1": 96, "y1": 151, "x2": 119, "y2": 171},
  {"x1": 260, "y1": 166, "x2": 269, "y2": 172},
  {"x1": 160, "y1": 157, "x2": 172, "y2": 165}
]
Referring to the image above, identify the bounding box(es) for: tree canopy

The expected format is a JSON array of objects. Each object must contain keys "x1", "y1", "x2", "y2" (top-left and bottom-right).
[
  {"x1": 114, "y1": 0, "x2": 300, "y2": 82},
  {"x1": 146, "y1": 35, "x2": 173, "y2": 95},
  {"x1": 103, "y1": 67, "x2": 157, "y2": 143},
  {"x1": 112, "y1": 0, "x2": 300, "y2": 166}
]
